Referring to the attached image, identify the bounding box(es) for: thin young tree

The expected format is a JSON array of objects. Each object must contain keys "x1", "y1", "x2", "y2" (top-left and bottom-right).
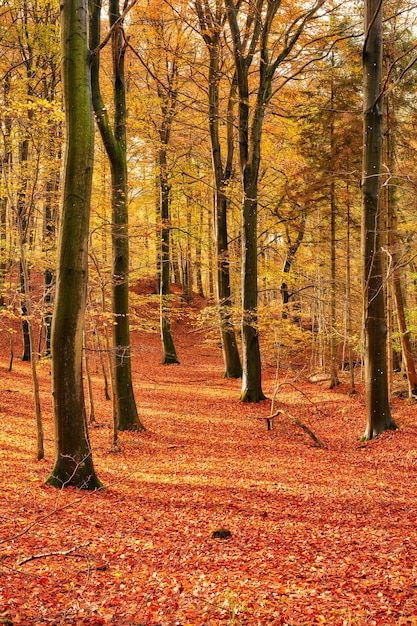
[
  {"x1": 157, "y1": 70, "x2": 180, "y2": 365},
  {"x1": 47, "y1": 0, "x2": 102, "y2": 489},
  {"x1": 129, "y1": 0, "x2": 185, "y2": 365},
  {"x1": 361, "y1": 0, "x2": 397, "y2": 439}
]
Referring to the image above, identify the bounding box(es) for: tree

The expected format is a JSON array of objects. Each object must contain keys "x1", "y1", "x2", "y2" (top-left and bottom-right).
[
  {"x1": 195, "y1": 0, "x2": 242, "y2": 379},
  {"x1": 225, "y1": 0, "x2": 325, "y2": 401},
  {"x1": 155, "y1": 41, "x2": 180, "y2": 365},
  {"x1": 361, "y1": 0, "x2": 397, "y2": 439},
  {"x1": 382, "y1": 5, "x2": 417, "y2": 398},
  {"x1": 90, "y1": 0, "x2": 144, "y2": 430},
  {"x1": 130, "y1": 0, "x2": 188, "y2": 365},
  {"x1": 46, "y1": 0, "x2": 102, "y2": 489}
]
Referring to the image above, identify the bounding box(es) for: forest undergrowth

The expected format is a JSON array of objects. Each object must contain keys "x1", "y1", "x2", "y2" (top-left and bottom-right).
[{"x1": 1, "y1": 295, "x2": 417, "y2": 625}]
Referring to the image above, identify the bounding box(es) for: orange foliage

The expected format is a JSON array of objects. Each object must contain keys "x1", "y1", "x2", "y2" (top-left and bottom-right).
[{"x1": 1, "y1": 301, "x2": 417, "y2": 624}]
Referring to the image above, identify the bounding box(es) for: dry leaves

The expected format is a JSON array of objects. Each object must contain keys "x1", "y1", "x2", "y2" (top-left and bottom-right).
[{"x1": 1, "y1": 313, "x2": 417, "y2": 625}]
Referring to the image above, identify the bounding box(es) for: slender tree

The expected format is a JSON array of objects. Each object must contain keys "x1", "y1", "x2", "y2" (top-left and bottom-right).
[
  {"x1": 47, "y1": 0, "x2": 102, "y2": 489},
  {"x1": 90, "y1": 0, "x2": 144, "y2": 430},
  {"x1": 157, "y1": 74, "x2": 180, "y2": 365},
  {"x1": 195, "y1": 0, "x2": 242, "y2": 379},
  {"x1": 225, "y1": 0, "x2": 325, "y2": 401},
  {"x1": 361, "y1": 0, "x2": 397, "y2": 439},
  {"x1": 329, "y1": 63, "x2": 339, "y2": 389},
  {"x1": 130, "y1": 0, "x2": 184, "y2": 364}
]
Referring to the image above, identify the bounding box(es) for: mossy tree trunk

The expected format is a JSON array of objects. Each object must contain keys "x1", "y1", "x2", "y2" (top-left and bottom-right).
[
  {"x1": 90, "y1": 0, "x2": 144, "y2": 430},
  {"x1": 46, "y1": 0, "x2": 102, "y2": 490},
  {"x1": 226, "y1": 0, "x2": 333, "y2": 401},
  {"x1": 240, "y1": 168, "x2": 266, "y2": 402},
  {"x1": 361, "y1": 0, "x2": 397, "y2": 439},
  {"x1": 195, "y1": 0, "x2": 242, "y2": 379},
  {"x1": 225, "y1": 0, "x2": 270, "y2": 402}
]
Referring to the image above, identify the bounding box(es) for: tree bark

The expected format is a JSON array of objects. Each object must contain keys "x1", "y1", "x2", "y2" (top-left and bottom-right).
[
  {"x1": 90, "y1": 0, "x2": 143, "y2": 431},
  {"x1": 0, "y1": 76, "x2": 11, "y2": 309},
  {"x1": 280, "y1": 207, "x2": 306, "y2": 319},
  {"x1": 195, "y1": 0, "x2": 242, "y2": 379},
  {"x1": 240, "y1": 167, "x2": 266, "y2": 401},
  {"x1": 225, "y1": 0, "x2": 266, "y2": 401},
  {"x1": 47, "y1": 0, "x2": 102, "y2": 489},
  {"x1": 17, "y1": 137, "x2": 31, "y2": 362},
  {"x1": 329, "y1": 65, "x2": 339, "y2": 389},
  {"x1": 362, "y1": 0, "x2": 397, "y2": 439},
  {"x1": 159, "y1": 144, "x2": 179, "y2": 364},
  {"x1": 43, "y1": 142, "x2": 60, "y2": 357},
  {"x1": 393, "y1": 261, "x2": 417, "y2": 396}
]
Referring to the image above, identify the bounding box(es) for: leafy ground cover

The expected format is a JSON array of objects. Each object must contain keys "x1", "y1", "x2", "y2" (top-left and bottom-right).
[{"x1": 1, "y1": 299, "x2": 417, "y2": 625}]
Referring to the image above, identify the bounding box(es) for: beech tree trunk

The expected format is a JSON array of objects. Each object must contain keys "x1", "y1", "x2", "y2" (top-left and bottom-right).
[
  {"x1": 43, "y1": 150, "x2": 59, "y2": 357},
  {"x1": 226, "y1": 0, "x2": 323, "y2": 400},
  {"x1": 0, "y1": 77, "x2": 11, "y2": 308},
  {"x1": 393, "y1": 263, "x2": 417, "y2": 396},
  {"x1": 90, "y1": 0, "x2": 143, "y2": 430},
  {"x1": 17, "y1": 137, "x2": 31, "y2": 362},
  {"x1": 159, "y1": 144, "x2": 179, "y2": 364},
  {"x1": 240, "y1": 168, "x2": 265, "y2": 401},
  {"x1": 195, "y1": 0, "x2": 242, "y2": 378},
  {"x1": 362, "y1": 0, "x2": 397, "y2": 439},
  {"x1": 280, "y1": 207, "x2": 306, "y2": 319},
  {"x1": 345, "y1": 181, "x2": 356, "y2": 394},
  {"x1": 225, "y1": 0, "x2": 267, "y2": 401},
  {"x1": 47, "y1": 0, "x2": 101, "y2": 489}
]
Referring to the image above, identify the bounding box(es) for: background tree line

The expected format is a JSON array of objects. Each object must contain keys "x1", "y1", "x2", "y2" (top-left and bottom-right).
[{"x1": 1, "y1": 0, "x2": 417, "y2": 487}]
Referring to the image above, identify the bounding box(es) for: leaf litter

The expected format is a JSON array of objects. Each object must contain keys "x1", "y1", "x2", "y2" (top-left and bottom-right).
[{"x1": 1, "y1": 312, "x2": 417, "y2": 624}]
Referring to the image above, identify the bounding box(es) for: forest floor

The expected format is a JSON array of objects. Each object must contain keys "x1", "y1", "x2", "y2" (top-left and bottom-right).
[{"x1": 1, "y1": 286, "x2": 417, "y2": 625}]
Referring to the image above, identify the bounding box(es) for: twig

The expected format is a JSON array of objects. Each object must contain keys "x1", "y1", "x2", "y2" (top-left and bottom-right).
[{"x1": 18, "y1": 543, "x2": 90, "y2": 566}]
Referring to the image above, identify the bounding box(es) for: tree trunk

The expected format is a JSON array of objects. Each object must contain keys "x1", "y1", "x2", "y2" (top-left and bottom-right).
[
  {"x1": 329, "y1": 177, "x2": 339, "y2": 388},
  {"x1": 195, "y1": 203, "x2": 204, "y2": 298},
  {"x1": 159, "y1": 145, "x2": 179, "y2": 364},
  {"x1": 240, "y1": 168, "x2": 265, "y2": 401},
  {"x1": 18, "y1": 215, "x2": 44, "y2": 460},
  {"x1": 17, "y1": 138, "x2": 31, "y2": 362},
  {"x1": 47, "y1": 0, "x2": 102, "y2": 489},
  {"x1": 90, "y1": 0, "x2": 143, "y2": 431},
  {"x1": 225, "y1": 0, "x2": 267, "y2": 401},
  {"x1": 195, "y1": 0, "x2": 242, "y2": 378},
  {"x1": 182, "y1": 202, "x2": 193, "y2": 304},
  {"x1": 0, "y1": 80, "x2": 11, "y2": 308},
  {"x1": 362, "y1": 0, "x2": 397, "y2": 439},
  {"x1": 43, "y1": 157, "x2": 59, "y2": 357},
  {"x1": 280, "y1": 207, "x2": 306, "y2": 319},
  {"x1": 345, "y1": 180, "x2": 356, "y2": 394},
  {"x1": 393, "y1": 263, "x2": 417, "y2": 395},
  {"x1": 217, "y1": 189, "x2": 243, "y2": 379},
  {"x1": 329, "y1": 72, "x2": 339, "y2": 389}
]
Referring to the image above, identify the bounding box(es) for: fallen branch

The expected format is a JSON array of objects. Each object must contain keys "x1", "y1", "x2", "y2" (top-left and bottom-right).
[
  {"x1": 18, "y1": 542, "x2": 90, "y2": 566},
  {"x1": 274, "y1": 382, "x2": 329, "y2": 418},
  {"x1": 249, "y1": 410, "x2": 326, "y2": 448}
]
